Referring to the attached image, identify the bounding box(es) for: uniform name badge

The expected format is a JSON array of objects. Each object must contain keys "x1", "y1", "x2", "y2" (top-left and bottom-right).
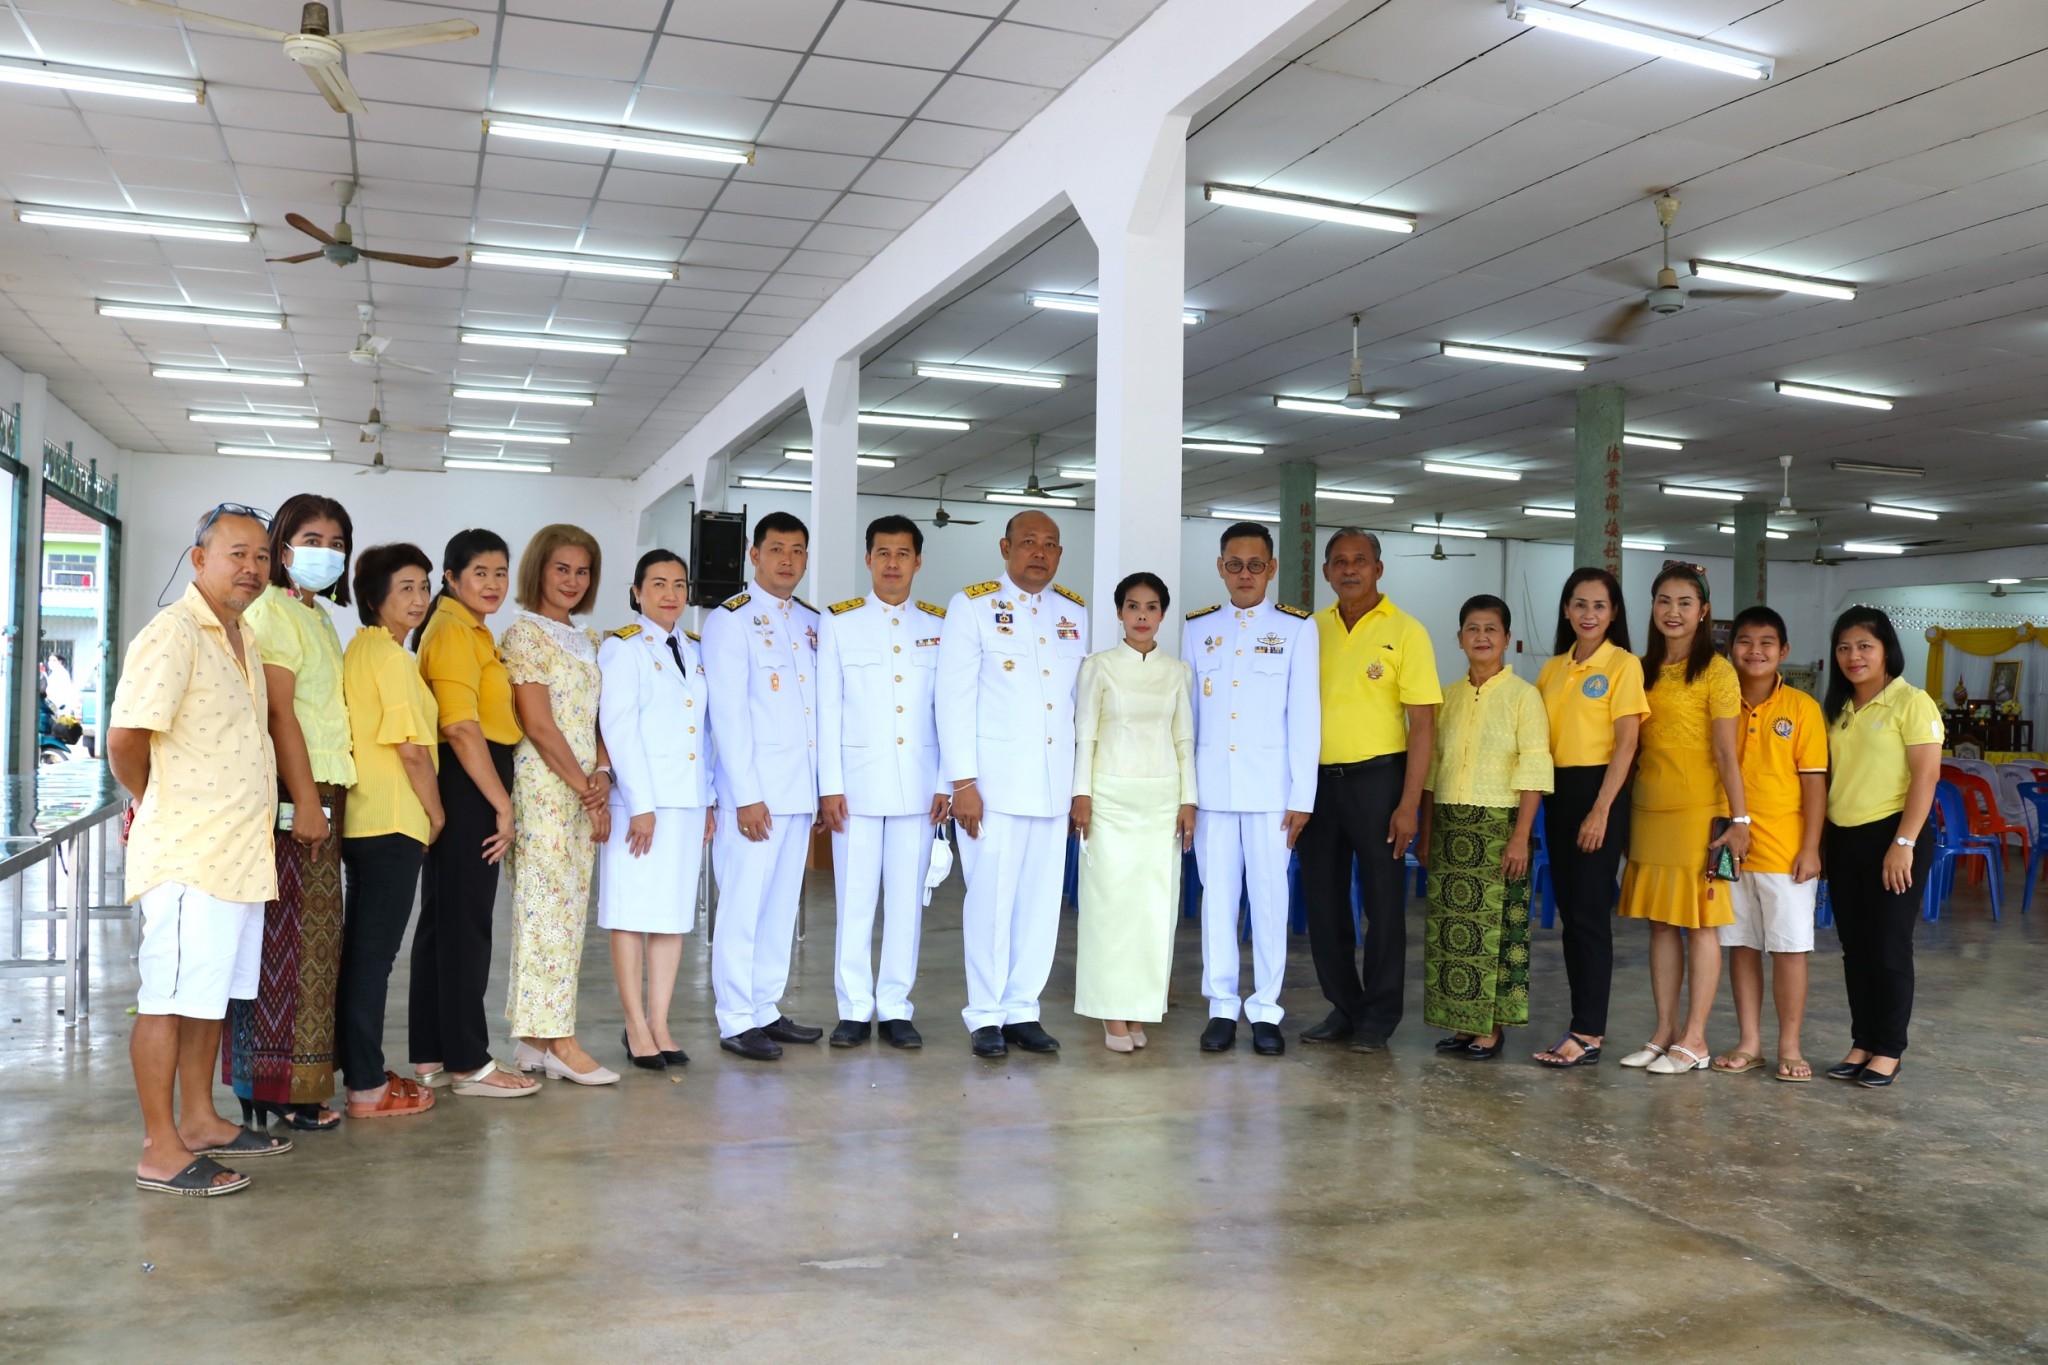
[{"x1": 1056, "y1": 616, "x2": 1079, "y2": 641}]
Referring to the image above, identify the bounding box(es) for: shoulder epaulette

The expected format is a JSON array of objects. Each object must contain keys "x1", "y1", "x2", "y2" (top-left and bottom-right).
[
  {"x1": 1275, "y1": 603, "x2": 1312, "y2": 619},
  {"x1": 1053, "y1": 583, "x2": 1085, "y2": 606},
  {"x1": 609, "y1": 624, "x2": 642, "y2": 640},
  {"x1": 828, "y1": 596, "x2": 866, "y2": 615},
  {"x1": 720, "y1": 593, "x2": 751, "y2": 612},
  {"x1": 917, "y1": 600, "x2": 946, "y2": 618},
  {"x1": 1185, "y1": 604, "x2": 1221, "y2": 621},
  {"x1": 684, "y1": 630, "x2": 700, "y2": 643},
  {"x1": 964, "y1": 581, "x2": 1000, "y2": 599},
  {"x1": 793, "y1": 596, "x2": 816, "y2": 614}
]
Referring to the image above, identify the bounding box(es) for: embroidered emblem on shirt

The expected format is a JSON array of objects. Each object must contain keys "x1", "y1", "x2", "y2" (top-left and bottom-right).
[
  {"x1": 965, "y1": 581, "x2": 1001, "y2": 599},
  {"x1": 828, "y1": 597, "x2": 866, "y2": 615},
  {"x1": 1054, "y1": 584, "x2": 1085, "y2": 606},
  {"x1": 917, "y1": 600, "x2": 946, "y2": 618},
  {"x1": 1275, "y1": 603, "x2": 1311, "y2": 619},
  {"x1": 1205, "y1": 634, "x2": 1221, "y2": 653},
  {"x1": 995, "y1": 611, "x2": 1014, "y2": 626},
  {"x1": 997, "y1": 625, "x2": 1014, "y2": 636},
  {"x1": 1186, "y1": 604, "x2": 1221, "y2": 621},
  {"x1": 1366, "y1": 661, "x2": 1386, "y2": 681},
  {"x1": 1056, "y1": 616, "x2": 1079, "y2": 641},
  {"x1": 1774, "y1": 717, "x2": 1794, "y2": 738},
  {"x1": 1256, "y1": 632, "x2": 1285, "y2": 655},
  {"x1": 1581, "y1": 674, "x2": 1609, "y2": 699},
  {"x1": 610, "y1": 624, "x2": 642, "y2": 640}
]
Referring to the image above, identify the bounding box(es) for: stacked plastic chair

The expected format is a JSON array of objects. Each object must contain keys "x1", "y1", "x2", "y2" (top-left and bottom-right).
[{"x1": 1928, "y1": 779, "x2": 2004, "y2": 920}]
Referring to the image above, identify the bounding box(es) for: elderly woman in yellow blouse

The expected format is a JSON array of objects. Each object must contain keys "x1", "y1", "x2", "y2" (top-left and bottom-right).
[{"x1": 1419, "y1": 595, "x2": 1553, "y2": 1060}]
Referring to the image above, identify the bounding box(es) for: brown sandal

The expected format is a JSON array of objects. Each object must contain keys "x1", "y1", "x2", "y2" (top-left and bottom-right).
[{"x1": 346, "y1": 1071, "x2": 437, "y2": 1119}]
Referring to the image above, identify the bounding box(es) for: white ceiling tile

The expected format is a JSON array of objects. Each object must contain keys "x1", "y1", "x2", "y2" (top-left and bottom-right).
[
  {"x1": 695, "y1": 212, "x2": 814, "y2": 248},
  {"x1": 781, "y1": 248, "x2": 868, "y2": 279},
  {"x1": 1004, "y1": 0, "x2": 1165, "y2": 39},
  {"x1": 815, "y1": 2, "x2": 991, "y2": 71},
  {"x1": 802, "y1": 222, "x2": 897, "y2": 256},
  {"x1": 624, "y1": 86, "x2": 776, "y2": 142},
  {"x1": 782, "y1": 56, "x2": 944, "y2": 117},
  {"x1": 749, "y1": 147, "x2": 871, "y2": 193},
  {"x1": 663, "y1": 0, "x2": 837, "y2": 50},
  {"x1": 102, "y1": 153, "x2": 242, "y2": 196},
  {"x1": 507, "y1": 0, "x2": 667, "y2": 29},
  {"x1": 918, "y1": 75, "x2": 1056, "y2": 131},
  {"x1": 822, "y1": 194, "x2": 930, "y2": 231},
  {"x1": 958, "y1": 23, "x2": 1111, "y2": 87},
  {"x1": 496, "y1": 14, "x2": 654, "y2": 81},
  {"x1": 490, "y1": 70, "x2": 638, "y2": 124},
  {"x1": 348, "y1": 58, "x2": 494, "y2": 114},
  {"x1": 480, "y1": 152, "x2": 605, "y2": 199},
  {"x1": 682, "y1": 240, "x2": 792, "y2": 273},
  {"x1": 758, "y1": 104, "x2": 906, "y2": 157},
  {"x1": 588, "y1": 202, "x2": 705, "y2": 237},
  {"x1": 884, "y1": 120, "x2": 1009, "y2": 168},
  {"x1": 714, "y1": 181, "x2": 843, "y2": 220},
  {"x1": 475, "y1": 187, "x2": 592, "y2": 227},
  {"x1": 644, "y1": 35, "x2": 804, "y2": 101},
  {"x1": 851, "y1": 159, "x2": 965, "y2": 201},
  {"x1": 370, "y1": 145, "x2": 483, "y2": 187}
]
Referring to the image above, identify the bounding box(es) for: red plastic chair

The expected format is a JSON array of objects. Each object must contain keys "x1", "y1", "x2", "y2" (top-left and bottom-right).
[{"x1": 1946, "y1": 769, "x2": 2030, "y2": 873}]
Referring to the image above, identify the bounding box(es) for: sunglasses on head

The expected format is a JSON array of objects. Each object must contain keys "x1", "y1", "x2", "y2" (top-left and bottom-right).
[{"x1": 194, "y1": 502, "x2": 271, "y2": 547}]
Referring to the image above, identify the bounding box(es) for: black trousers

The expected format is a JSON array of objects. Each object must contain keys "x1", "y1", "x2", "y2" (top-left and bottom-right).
[
  {"x1": 410, "y1": 741, "x2": 513, "y2": 1072},
  {"x1": 338, "y1": 832, "x2": 427, "y2": 1091},
  {"x1": 1543, "y1": 766, "x2": 1630, "y2": 1038},
  {"x1": 1298, "y1": 755, "x2": 1409, "y2": 1036},
  {"x1": 1823, "y1": 814, "x2": 1932, "y2": 1059}
]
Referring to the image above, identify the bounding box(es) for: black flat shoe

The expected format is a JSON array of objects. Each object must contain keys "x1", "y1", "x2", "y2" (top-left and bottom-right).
[
  {"x1": 1299, "y1": 1009, "x2": 1354, "y2": 1043},
  {"x1": 659, "y1": 1048, "x2": 690, "y2": 1068},
  {"x1": 877, "y1": 1019, "x2": 923, "y2": 1049},
  {"x1": 1826, "y1": 1060, "x2": 1868, "y2": 1082},
  {"x1": 1251, "y1": 1022, "x2": 1284, "y2": 1056},
  {"x1": 622, "y1": 1028, "x2": 667, "y2": 1071},
  {"x1": 1435, "y1": 1033, "x2": 1478, "y2": 1052},
  {"x1": 1461, "y1": 1037, "x2": 1504, "y2": 1060},
  {"x1": 719, "y1": 1028, "x2": 782, "y2": 1061},
  {"x1": 1199, "y1": 1018, "x2": 1237, "y2": 1052},
  {"x1": 1857, "y1": 1062, "x2": 1902, "y2": 1088},
  {"x1": 1002, "y1": 1021, "x2": 1060, "y2": 1053},
  {"x1": 1348, "y1": 1032, "x2": 1388, "y2": 1054},
  {"x1": 970, "y1": 1025, "x2": 1007, "y2": 1058},
  {"x1": 829, "y1": 1019, "x2": 871, "y2": 1048},
  {"x1": 762, "y1": 1016, "x2": 823, "y2": 1045},
  {"x1": 241, "y1": 1100, "x2": 338, "y2": 1132}
]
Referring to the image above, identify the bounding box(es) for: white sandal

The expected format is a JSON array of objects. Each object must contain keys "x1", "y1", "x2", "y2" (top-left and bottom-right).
[
  {"x1": 449, "y1": 1058, "x2": 539, "y2": 1097},
  {"x1": 1618, "y1": 1043, "x2": 1667, "y2": 1069},
  {"x1": 1647, "y1": 1044, "x2": 1710, "y2": 1075}
]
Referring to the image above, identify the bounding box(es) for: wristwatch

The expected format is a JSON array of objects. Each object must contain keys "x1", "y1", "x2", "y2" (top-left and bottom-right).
[
  {"x1": 1728, "y1": 815, "x2": 1752, "y2": 825},
  {"x1": 1894, "y1": 836, "x2": 1915, "y2": 848}
]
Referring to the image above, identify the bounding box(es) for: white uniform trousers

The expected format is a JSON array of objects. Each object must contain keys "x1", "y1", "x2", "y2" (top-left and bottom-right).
[
  {"x1": 1194, "y1": 809, "x2": 1293, "y2": 1025},
  {"x1": 956, "y1": 810, "x2": 1066, "y2": 1032},
  {"x1": 830, "y1": 814, "x2": 927, "y2": 1022},
  {"x1": 710, "y1": 814, "x2": 811, "y2": 1039}
]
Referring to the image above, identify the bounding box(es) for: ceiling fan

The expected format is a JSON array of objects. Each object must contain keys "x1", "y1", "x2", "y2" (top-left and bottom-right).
[
  {"x1": 1775, "y1": 454, "x2": 1799, "y2": 518},
  {"x1": 1808, "y1": 519, "x2": 1845, "y2": 566},
  {"x1": 915, "y1": 475, "x2": 981, "y2": 528},
  {"x1": 1403, "y1": 513, "x2": 1477, "y2": 561},
  {"x1": 998, "y1": 434, "x2": 1083, "y2": 498},
  {"x1": 1340, "y1": 313, "x2": 1378, "y2": 408},
  {"x1": 117, "y1": 1, "x2": 478, "y2": 115},
  {"x1": 312, "y1": 304, "x2": 441, "y2": 376},
  {"x1": 1594, "y1": 193, "x2": 1779, "y2": 343},
  {"x1": 324, "y1": 382, "x2": 448, "y2": 443},
  {"x1": 1969, "y1": 581, "x2": 2047, "y2": 599},
  {"x1": 270, "y1": 182, "x2": 460, "y2": 271}
]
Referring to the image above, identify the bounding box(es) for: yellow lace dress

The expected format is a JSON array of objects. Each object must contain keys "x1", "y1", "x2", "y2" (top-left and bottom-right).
[{"x1": 1619, "y1": 655, "x2": 1741, "y2": 929}]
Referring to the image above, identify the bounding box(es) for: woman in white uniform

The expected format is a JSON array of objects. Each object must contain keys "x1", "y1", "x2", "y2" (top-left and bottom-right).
[{"x1": 597, "y1": 550, "x2": 715, "y2": 1071}]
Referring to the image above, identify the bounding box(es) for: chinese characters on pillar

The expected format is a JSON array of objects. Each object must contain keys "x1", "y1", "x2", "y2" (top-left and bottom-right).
[
  {"x1": 1291, "y1": 499, "x2": 1314, "y2": 609},
  {"x1": 1601, "y1": 448, "x2": 1623, "y2": 574}
]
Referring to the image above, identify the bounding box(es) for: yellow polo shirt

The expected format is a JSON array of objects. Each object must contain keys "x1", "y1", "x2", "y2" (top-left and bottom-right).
[
  {"x1": 1828, "y1": 677, "x2": 1943, "y2": 827},
  {"x1": 1736, "y1": 677, "x2": 1827, "y2": 874},
  {"x1": 1536, "y1": 641, "x2": 1651, "y2": 768},
  {"x1": 343, "y1": 626, "x2": 440, "y2": 843},
  {"x1": 242, "y1": 584, "x2": 356, "y2": 787},
  {"x1": 1425, "y1": 668, "x2": 1554, "y2": 807},
  {"x1": 110, "y1": 583, "x2": 278, "y2": 905},
  {"x1": 417, "y1": 595, "x2": 522, "y2": 746},
  {"x1": 1316, "y1": 595, "x2": 1442, "y2": 764}
]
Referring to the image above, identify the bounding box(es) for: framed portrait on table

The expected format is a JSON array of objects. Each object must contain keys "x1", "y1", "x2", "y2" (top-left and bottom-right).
[{"x1": 1990, "y1": 660, "x2": 2022, "y2": 704}]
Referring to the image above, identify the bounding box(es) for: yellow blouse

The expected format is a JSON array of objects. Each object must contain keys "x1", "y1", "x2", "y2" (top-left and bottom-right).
[
  {"x1": 242, "y1": 584, "x2": 356, "y2": 787},
  {"x1": 1425, "y1": 668, "x2": 1553, "y2": 808},
  {"x1": 1635, "y1": 654, "x2": 1741, "y2": 812},
  {"x1": 343, "y1": 626, "x2": 440, "y2": 843},
  {"x1": 1072, "y1": 643, "x2": 1196, "y2": 803},
  {"x1": 417, "y1": 595, "x2": 522, "y2": 745},
  {"x1": 1827, "y1": 677, "x2": 1943, "y2": 826}
]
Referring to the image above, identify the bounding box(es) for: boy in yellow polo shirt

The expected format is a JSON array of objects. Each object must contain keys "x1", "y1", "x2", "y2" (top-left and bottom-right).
[{"x1": 1713, "y1": 606, "x2": 1827, "y2": 1082}]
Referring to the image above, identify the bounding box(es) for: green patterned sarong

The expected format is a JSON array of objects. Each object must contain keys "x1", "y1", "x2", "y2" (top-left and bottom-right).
[{"x1": 1423, "y1": 803, "x2": 1532, "y2": 1034}]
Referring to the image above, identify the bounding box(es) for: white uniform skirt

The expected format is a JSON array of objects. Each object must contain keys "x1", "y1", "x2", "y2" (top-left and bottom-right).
[{"x1": 597, "y1": 803, "x2": 707, "y2": 934}]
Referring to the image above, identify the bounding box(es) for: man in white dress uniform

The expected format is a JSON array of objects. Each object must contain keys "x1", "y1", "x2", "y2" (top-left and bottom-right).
[
  {"x1": 1181, "y1": 521, "x2": 1321, "y2": 1056},
  {"x1": 817, "y1": 514, "x2": 951, "y2": 1050},
  {"x1": 701, "y1": 511, "x2": 825, "y2": 1061},
  {"x1": 936, "y1": 510, "x2": 1089, "y2": 1058}
]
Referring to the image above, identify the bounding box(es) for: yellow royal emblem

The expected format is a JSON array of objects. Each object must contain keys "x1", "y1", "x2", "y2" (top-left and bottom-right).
[{"x1": 1366, "y1": 660, "x2": 1385, "y2": 681}]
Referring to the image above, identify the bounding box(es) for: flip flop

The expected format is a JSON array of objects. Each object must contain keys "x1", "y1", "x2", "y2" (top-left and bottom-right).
[
  {"x1": 1775, "y1": 1057, "x2": 1815, "y2": 1083},
  {"x1": 192, "y1": 1128, "x2": 293, "y2": 1159},
  {"x1": 1712, "y1": 1050, "x2": 1764, "y2": 1074},
  {"x1": 450, "y1": 1057, "x2": 539, "y2": 1098},
  {"x1": 136, "y1": 1155, "x2": 250, "y2": 1197}
]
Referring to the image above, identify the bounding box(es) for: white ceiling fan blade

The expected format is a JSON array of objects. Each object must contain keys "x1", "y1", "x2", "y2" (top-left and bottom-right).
[
  {"x1": 366, "y1": 335, "x2": 393, "y2": 355},
  {"x1": 115, "y1": 0, "x2": 290, "y2": 42},
  {"x1": 380, "y1": 360, "x2": 441, "y2": 376},
  {"x1": 387, "y1": 423, "x2": 451, "y2": 434},
  {"x1": 333, "y1": 19, "x2": 481, "y2": 55},
  {"x1": 302, "y1": 60, "x2": 366, "y2": 116}
]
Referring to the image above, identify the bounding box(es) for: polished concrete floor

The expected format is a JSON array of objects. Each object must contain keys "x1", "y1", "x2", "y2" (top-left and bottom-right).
[{"x1": 2, "y1": 865, "x2": 2041, "y2": 1363}]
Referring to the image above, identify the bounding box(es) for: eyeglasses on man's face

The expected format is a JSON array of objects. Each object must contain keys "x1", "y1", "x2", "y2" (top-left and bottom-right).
[{"x1": 1222, "y1": 558, "x2": 1271, "y2": 576}]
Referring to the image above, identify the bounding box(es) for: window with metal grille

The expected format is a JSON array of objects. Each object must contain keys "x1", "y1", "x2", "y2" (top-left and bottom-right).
[{"x1": 44, "y1": 552, "x2": 95, "y2": 589}]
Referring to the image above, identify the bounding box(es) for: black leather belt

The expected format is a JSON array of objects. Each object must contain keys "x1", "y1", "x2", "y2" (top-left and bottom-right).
[{"x1": 1319, "y1": 753, "x2": 1403, "y2": 775}]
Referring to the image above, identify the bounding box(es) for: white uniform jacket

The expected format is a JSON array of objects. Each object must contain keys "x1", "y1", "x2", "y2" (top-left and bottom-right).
[
  {"x1": 596, "y1": 615, "x2": 712, "y2": 817},
  {"x1": 935, "y1": 575, "x2": 1090, "y2": 819},
  {"x1": 700, "y1": 587, "x2": 820, "y2": 816},
  {"x1": 817, "y1": 594, "x2": 947, "y2": 817},
  {"x1": 1180, "y1": 598, "x2": 1321, "y2": 813}
]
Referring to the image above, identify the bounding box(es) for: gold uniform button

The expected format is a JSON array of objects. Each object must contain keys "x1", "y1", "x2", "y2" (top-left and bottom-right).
[
  {"x1": 687, "y1": 752, "x2": 695, "y2": 760},
  {"x1": 1040, "y1": 637, "x2": 1047, "y2": 644},
  {"x1": 896, "y1": 736, "x2": 905, "y2": 745},
  {"x1": 895, "y1": 674, "x2": 903, "y2": 682},
  {"x1": 1229, "y1": 744, "x2": 1237, "y2": 752},
  {"x1": 688, "y1": 726, "x2": 696, "y2": 734},
  {"x1": 1232, "y1": 680, "x2": 1240, "y2": 688},
  {"x1": 895, "y1": 705, "x2": 904, "y2": 713},
  {"x1": 1230, "y1": 712, "x2": 1237, "y2": 719},
  {"x1": 1042, "y1": 669, "x2": 1049, "y2": 676},
  {"x1": 1045, "y1": 703, "x2": 1053, "y2": 710},
  {"x1": 685, "y1": 699, "x2": 694, "y2": 707},
  {"x1": 1236, "y1": 649, "x2": 1243, "y2": 656},
  {"x1": 798, "y1": 674, "x2": 805, "y2": 682},
  {"x1": 894, "y1": 646, "x2": 902, "y2": 653},
  {"x1": 891, "y1": 618, "x2": 899, "y2": 626},
  {"x1": 1047, "y1": 737, "x2": 1054, "y2": 744}
]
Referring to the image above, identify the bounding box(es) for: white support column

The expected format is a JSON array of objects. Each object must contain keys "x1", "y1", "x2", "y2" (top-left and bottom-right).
[
  {"x1": 805, "y1": 354, "x2": 862, "y2": 608},
  {"x1": 13, "y1": 373, "x2": 48, "y2": 774},
  {"x1": 1075, "y1": 116, "x2": 1190, "y2": 649}
]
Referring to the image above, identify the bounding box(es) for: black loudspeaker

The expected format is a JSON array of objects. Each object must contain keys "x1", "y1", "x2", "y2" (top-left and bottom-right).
[{"x1": 690, "y1": 509, "x2": 747, "y2": 607}]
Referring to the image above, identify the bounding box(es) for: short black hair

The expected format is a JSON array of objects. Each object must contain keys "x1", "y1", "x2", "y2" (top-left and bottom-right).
[
  {"x1": 866, "y1": 514, "x2": 924, "y2": 555},
  {"x1": 629, "y1": 548, "x2": 688, "y2": 613},
  {"x1": 268, "y1": 492, "x2": 355, "y2": 606},
  {"x1": 1323, "y1": 527, "x2": 1381, "y2": 564},
  {"x1": 352, "y1": 542, "x2": 433, "y2": 628},
  {"x1": 412, "y1": 527, "x2": 510, "y2": 649},
  {"x1": 752, "y1": 510, "x2": 809, "y2": 549},
  {"x1": 1823, "y1": 607, "x2": 1908, "y2": 721},
  {"x1": 1459, "y1": 593, "x2": 1511, "y2": 633},
  {"x1": 1115, "y1": 571, "x2": 1170, "y2": 615},
  {"x1": 1730, "y1": 604, "x2": 1788, "y2": 647},
  {"x1": 1218, "y1": 522, "x2": 1274, "y2": 556}
]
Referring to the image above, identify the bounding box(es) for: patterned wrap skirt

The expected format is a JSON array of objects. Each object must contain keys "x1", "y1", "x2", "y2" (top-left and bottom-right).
[
  {"x1": 224, "y1": 784, "x2": 346, "y2": 1105},
  {"x1": 1423, "y1": 803, "x2": 1531, "y2": 1034}
]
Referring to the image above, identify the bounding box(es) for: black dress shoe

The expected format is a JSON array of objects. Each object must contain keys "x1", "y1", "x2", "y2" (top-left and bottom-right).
[
  {"x1": 829, "y1": 1019, "x2": 871, "y2": 1048},
  {"x1": 719, "y1": 1028, "x2": 782, "y2": 1061},
  {"x1": 1002, "y1": 1021, "x2": 1060, "y2": 1053},
  {"x1": 1826, "y1": 1059, "x2": 1868, "y2": 1082},
  {"x1": 1299, "y1": 1009, "x2": 1354, "y2": 1043},
  {"x1": 1461, "y1": 1037, "x2": 1503, "y2": 1060},
  {"x1": 1348, "y1": 1031, "x2": 1388, "y2": 1054},
  {"x1": 621, "y1": 1028, "x2": 667, "y2": 1071},
  {"x1": 659, "y1": 1048, "x2": 690, "y2": 1068},
  {"x1": 877, "y1": 1019, "x2": 923, "y2": 1049},
  {"x1": 1251, "y1": 1022, "x2": 1284, "y2": 1056},
  {"x1": 762, "y1": 1016, "x2": 824, "y2": 1045},
  {"x1": 1858, "y1": 1061, "x2": 1902, "y2": 1088},
  {"x1": 1435, "y1": 1032, "x2": 1478, "y2": 1052},
  {"x1": 1200, "y1": 1018, "x2": 1237, "y2": 1052},
  {"x1": 970, "y1": 1025, "x2": 1007, "y2": 1058}
]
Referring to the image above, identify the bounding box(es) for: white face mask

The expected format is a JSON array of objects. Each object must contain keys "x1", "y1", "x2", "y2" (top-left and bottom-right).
[{"x1": 286, "y1": 545, "x2": 345, "y2": 593}]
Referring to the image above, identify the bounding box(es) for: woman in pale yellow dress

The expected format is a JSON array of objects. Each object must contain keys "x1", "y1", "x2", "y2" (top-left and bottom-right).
[{"x1": 1070, "y1": 572, "x2": 1197, "y2": 1052}]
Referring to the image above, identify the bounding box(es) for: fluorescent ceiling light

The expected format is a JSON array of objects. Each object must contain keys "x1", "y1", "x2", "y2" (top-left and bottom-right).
[
  {"x1": 1621, "y1": 539, "x2": 1666, "y2": 552},
  {"x1": 467, "y1": 246, "x2": 677, "y2": 281},
  {"x1": 1204, "y1": 183, "x2": 1415, "y2": 234},
  {"x1": 1209, "y1": 509, "x2": 1277, "y2": 522},
  {"x1": 1183, "y1": 440, "x2": 1264, "y2": 455},
  {"x1": 1661, "y1": 483, "x2": 1742, "y2": 502},
  {"x1": 1775, "y1": 381, "x2": 1892, "y2": 410},
  {"x1": 0, "y1": 55, "x2": 204, "y2": 103},
  {"x1": 453, "y1": 387, "x2": 594, "y2": 408},
  {"x1": 448, "y1": 428, "x2": 572, "y2": 446},
  {"x1": 483, "y1": 114, "x2": 752, "y2": 165},
  {"x1": 1868, "y1": 502, "x2": 1937, "y2": 521},
  {"x1": 1440, "y1": 341, "x2": 1587, "y2": 371},
  {"x1": 459, "y1": 331, "x2": 629, "y2": 356},
  {"x1": 985, "y1": 492, "x2": 1077, "y2": 508},
  {"x1": 1274, "y1": 396, "x2": 1401, "y2": 420},
  {"x1": 1622, "y1": 433, "x2": 1684, "y2": 451},
  {"x1": 1415, "y1": 523, "x2": 1485, "y2": 539},
  {"x1": 1056, "y1": 467, "x2": 1096, "y2": 481},
  {"x1": 1317, "y1": 488, "x2": 1394, "y2": 505},
  {"x1": 444, "y1": 458, "x2": 552, "y2": 475},
  {"x1": 215, "y1": 444, "x2": 330, "y2": 461},
  {"x1": 913, "y1": 363, "x2": 1064, "y2": 389},
  {"x1": 154, "y1": 367, "x2": 303, "y2": 388},
  {"x1": 1717, "y1": 525, "x2": 1790, "y2": 540},
  {"x1": 99, "y1": 301, "x2": 281, "y2": 330},
  {"x1": 1691, "y1": 260, "x2": 1855, "y2": 301},
  {"x1": 858, "y1": 412, "x2": 969, "y2": 431},
  {"x1": 782, "y1": 448, "x2": 895, "y2": 469},
  {"x1": 1524, "y1": 506, "x2": 1575, "y2": 519},
  {"x1": 189, "y1": 411, "x2": 320, "y2": 430},
  {"x1": 16, "y1": 205, "x2": 252, "y2": 241},
  {"x1": 1832, "y1": 459, "x2": 1922, "y2": 478},
  {"x1": 1504, "y1": 0, "x2": 1774, "y2": 80},
  {"x1": 1989, "y1": 578, "x2": 2022, "y2": 586},
  {"x1": 739, "y1": 477, "x2": 811, "y2": 492},
  {"x1": 1423, "y1": 459, "x2": 1519, "y2": 482},
  {"x1": 1840, "y1": 541, "x2": 1904, "y2": 556},
  {"x1": 1026, "y1": 291, "x2": 1204, "y2": 325}
]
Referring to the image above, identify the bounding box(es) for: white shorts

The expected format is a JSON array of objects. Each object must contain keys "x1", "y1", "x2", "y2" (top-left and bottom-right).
[
  {"x1": 1717, "y1": 871, "x2": 1816, "y2": 954},
  {"x1": 135, "y1": 882, "x2": 264, "y2": 1019}
]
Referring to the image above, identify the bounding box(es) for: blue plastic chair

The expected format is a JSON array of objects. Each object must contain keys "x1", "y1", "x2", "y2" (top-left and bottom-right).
[
  {"x1": 1929, "y1": 780, "x2": 2003, "y2": 920},
  {"x1": 1814, "y1": 879, "x2": 1832, "y2": 929},
  {"x1": 1528, "y1": 808, "x2": 1556, "y2": 929},
  {"x1": 2017, "y1": 784, "x2": 2048, "y2": 914}
]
